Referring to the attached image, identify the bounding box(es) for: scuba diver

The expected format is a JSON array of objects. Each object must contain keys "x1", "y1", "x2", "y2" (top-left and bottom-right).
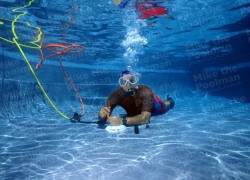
[
  {"x1": 112, "y1": 0, "x2": 174, "y2": 20},
  {"x1": 98, "y1": 67, "x2": 175, "y2": 126},
  {"x1": 136, "y1": 0, "x2": 174, "y2": 19}
]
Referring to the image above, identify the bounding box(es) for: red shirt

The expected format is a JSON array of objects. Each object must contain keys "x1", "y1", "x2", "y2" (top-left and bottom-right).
[{"x1": 104, "y1": 85, "x2": 154, "y2": 117}]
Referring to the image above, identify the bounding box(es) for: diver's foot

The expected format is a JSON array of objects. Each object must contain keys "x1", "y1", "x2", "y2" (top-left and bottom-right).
[
  {"x1": 165, "y1": 95, "x2": 175, "y2": 109},
  {"x1": 164, "y1": 14, "x2": 175, "y2": 20}
]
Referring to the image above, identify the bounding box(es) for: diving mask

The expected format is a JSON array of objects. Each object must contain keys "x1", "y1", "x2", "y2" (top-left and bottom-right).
[{"x1": 118, "y1": 74, "x2": 139, "y2": 87}]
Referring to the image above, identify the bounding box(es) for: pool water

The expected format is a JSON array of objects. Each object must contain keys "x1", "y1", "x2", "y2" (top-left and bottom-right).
[{"x1": 1, "y1": 0, "x2": 250, "y2": 179}]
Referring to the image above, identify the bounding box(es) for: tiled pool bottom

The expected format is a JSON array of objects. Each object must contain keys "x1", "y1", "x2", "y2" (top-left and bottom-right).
[{"x1": 0, "y1": 95, "x2": 250, "y2": 180}]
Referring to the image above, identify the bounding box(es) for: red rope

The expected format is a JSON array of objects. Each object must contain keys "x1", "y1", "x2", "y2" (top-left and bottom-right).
[
  {"x1": 35, "y1": 0, "x2": 85, "y2": 116},
  {"x1": 59, "y1": 56, "x2": 85, "y2": 115}
]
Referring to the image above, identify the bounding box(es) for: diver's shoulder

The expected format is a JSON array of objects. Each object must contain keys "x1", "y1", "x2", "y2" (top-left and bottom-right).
[
  {"x1": 110, "y1": 87, "x2": 125, "y2": 96},
  {"x1": 138, "y1": 85, "x2": 153, "y2": 93},
  {"x1": 138, "y1": 85, "x2": 153, "y2": 92}
]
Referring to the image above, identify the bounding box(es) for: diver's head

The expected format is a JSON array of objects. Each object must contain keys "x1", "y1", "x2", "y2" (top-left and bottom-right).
[
  {"x1": 118, "y1": 67, "x2": 140, "y2": 93},
  {"x1": 112, "y1": 0, "x2": 122, "y2": 6}
]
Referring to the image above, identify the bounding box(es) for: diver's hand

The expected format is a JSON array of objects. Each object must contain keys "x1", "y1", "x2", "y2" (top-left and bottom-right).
[
  {"x1": 108, "y1": 116, "x2": 123, "y2": 126},
  {"x1": 99, "y1": 106, "x2": 111, "y2": 119}
]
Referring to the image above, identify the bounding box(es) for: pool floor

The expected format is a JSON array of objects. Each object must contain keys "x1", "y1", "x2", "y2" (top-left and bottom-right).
[{"x1": 0, "y1": 94, "x2": 250, "y2": 180}]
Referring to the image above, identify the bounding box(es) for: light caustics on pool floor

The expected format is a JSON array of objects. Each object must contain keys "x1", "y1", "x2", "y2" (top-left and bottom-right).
[{"x1": 0, "y1": 94, "x2": 249, "y2": 179}]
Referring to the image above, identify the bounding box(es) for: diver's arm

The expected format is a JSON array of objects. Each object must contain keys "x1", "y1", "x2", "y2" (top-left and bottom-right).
[
  {"x1": 98, "y1": 90, "x2": 120, "y2": 123},
  {"x1": 126, "y1": 111, "x2": 151, "y2": 125},
  {"x1": 108, "y1": 111, "x2": 151, "y2": 126},
  {"x1": 98, "y1": 106, "x2": 111, "y2": 122},
  {"x1": 98, "y1": 112, "x2": 107, "y2": 122}
]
